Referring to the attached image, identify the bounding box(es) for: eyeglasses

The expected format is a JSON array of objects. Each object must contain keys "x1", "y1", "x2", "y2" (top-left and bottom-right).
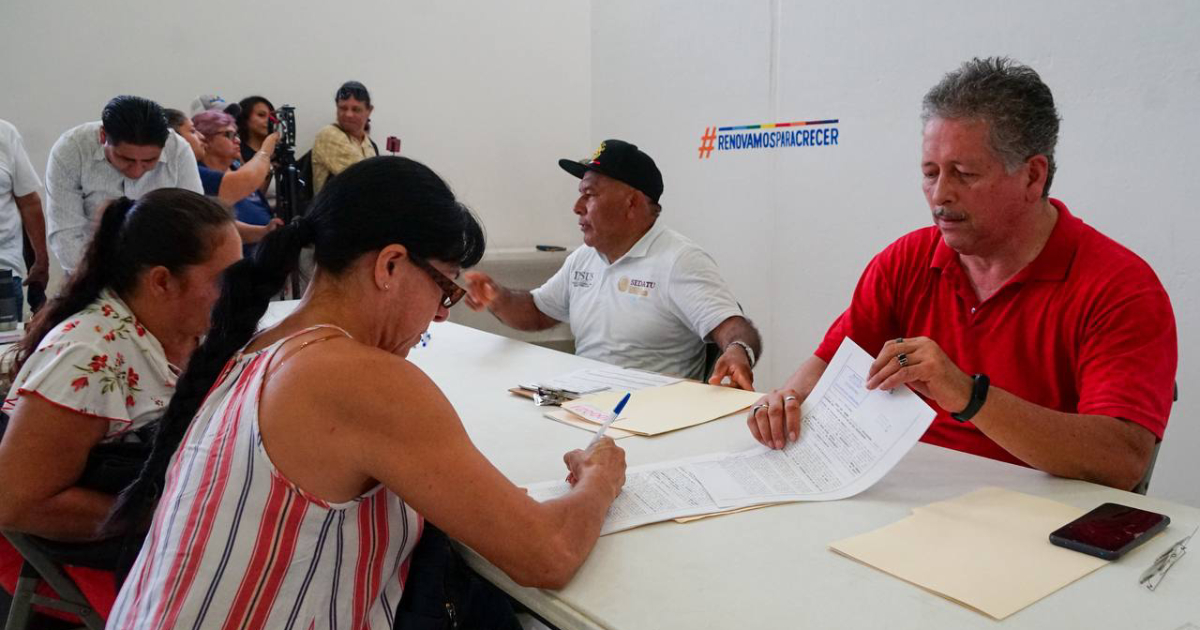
[
  {"x1": 218, "y1": 130, "x2": 238, "y2": 140},
  {"x1": 410, "y1": 256, "x2": 466, "y2": 309},
  {"x1": 336, "y1": 87, "x2": 369, "y2": 102}
]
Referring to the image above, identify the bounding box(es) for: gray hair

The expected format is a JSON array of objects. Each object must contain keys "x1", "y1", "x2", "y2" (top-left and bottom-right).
[{"x1": 922, "y1": 57, "x2": 1061, "y2": 196}]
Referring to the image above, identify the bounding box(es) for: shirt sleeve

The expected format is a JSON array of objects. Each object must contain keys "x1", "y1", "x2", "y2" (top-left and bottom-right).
[
  {"x1": 11, "y1": 338, "x2": 137, "y2": 436},
  {"x1": 10, "y1": 129, "x2": 41, "y2": 196},
  {"x1": 814, "y1": 249, "x2": 902, "y2": 363},
  {"x1": 44, "y1": 135, "x2": 89, "y2": 274},
  {"x1": 530, "y1": 252, "x2": 577, "y2": 323},
  {"x1": 197, "y1": 165, "x2": 224, "y2": 196},
  {"x1": 664, "y1": 247, "x2": 744, "y2": 339},
  {"x1": 171, "y1": 138, "x2": 203, "y2": 194},
  {"x1": 1074, "y1": 267, "x2": 1177, "y2": 438}
]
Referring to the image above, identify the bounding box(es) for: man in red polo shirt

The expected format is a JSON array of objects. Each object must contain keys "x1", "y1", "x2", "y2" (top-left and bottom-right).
[{"x1": 747, "y1": 57, "x2": 1176, "y2": 491}]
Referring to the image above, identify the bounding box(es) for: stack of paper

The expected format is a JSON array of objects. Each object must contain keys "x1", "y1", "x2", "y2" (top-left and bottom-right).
[
  {"x1": 522, "y1": 366, "x2": 681, "y2": 396},
  {"x1": 829, "y1": 487, "x2": 1108, "y2": 619},
  {"x1": 560, "y1": 381, "x2": 762, "y2": 436},
  {"x1": 526, "y1": 338, "x2": 938, "y2": 534}
]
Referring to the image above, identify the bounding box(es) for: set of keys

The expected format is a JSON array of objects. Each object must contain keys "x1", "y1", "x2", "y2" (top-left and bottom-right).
[{"x1": 1139, "y1": 525, "x2": 1197, "y2": 591}]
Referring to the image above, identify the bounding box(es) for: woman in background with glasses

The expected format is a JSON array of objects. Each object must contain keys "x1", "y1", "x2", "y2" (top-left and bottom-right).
[
  {"x1": 311, "y1": 80, "x2": 379, "y2": 193},
  {"x1": 192, "y1": 110, "x2": 282, "y2": 255},
  {"x1": 105, "y1": 157, "x2": 626, "y2": 630}
]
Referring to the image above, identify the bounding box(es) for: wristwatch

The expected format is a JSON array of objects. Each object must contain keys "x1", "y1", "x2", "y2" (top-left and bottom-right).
[
  {"x1": 951, "y1": 374, "x2": 990, "y2": 422},
  {"x1": 725, "y1": 341, "x2": 756, "y2": 368}
]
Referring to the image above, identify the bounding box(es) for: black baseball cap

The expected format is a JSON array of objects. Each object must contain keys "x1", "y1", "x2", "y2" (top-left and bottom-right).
[{"x1": 558, "y1": 139, "x2": 664, "y2": 204}]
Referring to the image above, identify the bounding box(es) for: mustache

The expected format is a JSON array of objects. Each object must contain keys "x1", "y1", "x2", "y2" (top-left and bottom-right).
[{"x1": 933, "y1": 207, "x2": 967, "y2": 221}]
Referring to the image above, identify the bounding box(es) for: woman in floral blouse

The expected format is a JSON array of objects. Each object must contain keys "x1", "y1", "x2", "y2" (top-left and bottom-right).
[{"x1": 0, "y1": 188, "x2": 241, "y2": 622}]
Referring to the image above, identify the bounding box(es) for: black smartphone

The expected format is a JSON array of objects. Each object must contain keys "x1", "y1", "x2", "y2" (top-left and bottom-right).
[{"x1": 1049, "y1": 502, "x2": 1170, "y2": 560}]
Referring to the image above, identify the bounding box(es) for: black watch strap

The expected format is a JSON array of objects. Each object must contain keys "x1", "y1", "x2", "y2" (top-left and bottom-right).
[{"x1": 950, "y1": 374, "x2": 990, "y2": 422}]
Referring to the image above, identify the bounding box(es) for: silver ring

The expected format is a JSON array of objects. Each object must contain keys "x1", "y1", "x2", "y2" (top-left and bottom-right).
[
  {"x1": 751, "y1": 404, "x2": 768, "y2": 414},
  {"x1": 895, "y1": 337, "x2": 904, "y2": 344},
  {"x1": 896, "y1": 352, "x2": 909, "y2": 367},
  {"x1": 783, "y1": 395, "x2": 798, "y2": 403}
]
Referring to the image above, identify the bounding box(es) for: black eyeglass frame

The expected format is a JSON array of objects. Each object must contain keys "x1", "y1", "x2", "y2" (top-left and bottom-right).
[{"x1": 410, "y1": 256, "x2": 466, "y2": 309}]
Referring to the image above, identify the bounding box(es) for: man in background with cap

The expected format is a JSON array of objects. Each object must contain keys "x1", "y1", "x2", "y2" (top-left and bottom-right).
[
  {"x1": 46, "y1": 95, "x2": 202, "y2": 274},
  {"x1": 465, "y1": 139, "x2": 762, "y2": 389}
]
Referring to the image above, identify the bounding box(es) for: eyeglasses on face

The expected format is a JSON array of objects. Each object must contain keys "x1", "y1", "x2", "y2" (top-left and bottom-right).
[
  {"x1": 410, "y1": 256, "x2": 466, "y2": 309},
  {"x1": 336, "y1": 87, "x2": 369, "y2": 102},
  {"x1": 218, "y1": 130, "x2": 238, "y2": 140}
]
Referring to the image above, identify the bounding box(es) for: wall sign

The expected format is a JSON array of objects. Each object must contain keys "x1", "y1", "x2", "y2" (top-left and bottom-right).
[{"x1": 699, "y1": 118, "x2": 840, "y2": 159}]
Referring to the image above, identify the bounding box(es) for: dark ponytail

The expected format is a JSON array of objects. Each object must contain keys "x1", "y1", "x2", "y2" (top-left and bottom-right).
[
  {"x1": 6, "y1": 190, "x2": 232, "y2": 382},
  {"x1": 107, "y1": 155, "x2": 485, "y2": 532}
]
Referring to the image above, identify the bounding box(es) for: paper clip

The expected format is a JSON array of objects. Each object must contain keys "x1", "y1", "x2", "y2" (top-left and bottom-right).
[
  {"x1": 1139, "y1": 525, "x2": 1196, "y2": 591},
  {"x1": 532, "y1": 387, "x2": 569, "y2": 407}
]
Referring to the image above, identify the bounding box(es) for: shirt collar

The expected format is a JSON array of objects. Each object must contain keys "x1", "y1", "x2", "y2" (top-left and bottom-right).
[
  {"x1": 616, "y1": 221, "x2": 665, "y2": 262},
  {"x1": 930, "y1": 198, "x2": 1081, "y2": 282}
]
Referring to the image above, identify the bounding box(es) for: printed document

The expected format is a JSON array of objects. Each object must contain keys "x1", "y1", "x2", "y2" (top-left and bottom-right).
[
  {"x1": 526, "y1": 338, "x2": 936, "y2": 533},
  {"x1": 526, "y1": 457, "x2": 725, "y2": 535},
  {"x1": 523, "y1": 366, "x2": 681, "y2": 396},
  {"x1": 689, "y1": 338, "x2": 937, "y2": 506}
]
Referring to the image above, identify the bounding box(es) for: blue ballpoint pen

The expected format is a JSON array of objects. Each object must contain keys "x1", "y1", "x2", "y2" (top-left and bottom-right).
[{"x1": 588, "y1": 392, "x2": 631, "y2": 447}]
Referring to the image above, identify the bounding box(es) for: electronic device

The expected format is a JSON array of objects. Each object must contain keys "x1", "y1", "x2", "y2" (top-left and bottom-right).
[{"x1": 1049, "y1": 502, "x2": 1170, "y2": 560}]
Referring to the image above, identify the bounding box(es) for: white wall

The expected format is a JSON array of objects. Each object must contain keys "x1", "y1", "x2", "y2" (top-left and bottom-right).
[
  {"x1": 593, "y1": 0, "x2": 1200, "y2": 506},
  {"x1": 0, "y1": 0, "x2": 591, "y2": 260}
]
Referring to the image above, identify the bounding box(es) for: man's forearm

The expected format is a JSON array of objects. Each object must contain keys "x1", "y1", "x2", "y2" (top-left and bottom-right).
[
  {"x1": 970, "y1": 388, "x2": 1155, "y2": 491},
  {"x1": 489, "y1": 288, "x2": 558, "y2": 331},
  {"x1": 15, "y1": 194, "x2": 48, "y2": 263},
  {"x1": 710, "y1": 316, "x2": 762, "y2": 359}
]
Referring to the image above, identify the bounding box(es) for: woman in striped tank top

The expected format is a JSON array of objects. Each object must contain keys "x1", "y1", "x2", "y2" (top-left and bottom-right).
[{"x1": 105, "y1": 157, "x2": 627, "y2": 630}]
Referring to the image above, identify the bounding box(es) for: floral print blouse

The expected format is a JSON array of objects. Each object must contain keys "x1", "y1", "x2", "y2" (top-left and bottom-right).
[{"x1": 3, "y1": 289, "x2": 178, "y2": 442}]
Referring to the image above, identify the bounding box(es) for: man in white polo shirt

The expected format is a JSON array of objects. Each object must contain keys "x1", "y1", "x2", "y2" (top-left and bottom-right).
[
  {"x1": 0, "y1": 119, "x2": 49, "y2": 316},
  {"x1": 465, "y1": 139, "x2": 762, "y2": 389},
  {"x1": 45, "y1": 95, "x2": 203, "y2": 274}
]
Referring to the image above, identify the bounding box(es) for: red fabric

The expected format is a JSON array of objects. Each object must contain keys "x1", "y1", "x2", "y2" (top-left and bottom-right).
[
  {"x1": 815, "y1": 200, "x2": 1177, "y2": 467},
  {"x1": 0, "y1": 537, "x2": 116, "y2": 622}
]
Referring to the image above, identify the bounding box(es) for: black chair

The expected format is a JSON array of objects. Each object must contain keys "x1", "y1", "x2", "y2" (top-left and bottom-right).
[
  {"x1": 0, "y1": 415, "x2": 151, "y2": 629},
  {"x1": 2, "y1": 533, "x2": 107, "y2": 630}
]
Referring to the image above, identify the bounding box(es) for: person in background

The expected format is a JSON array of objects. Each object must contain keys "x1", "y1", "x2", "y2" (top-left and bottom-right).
[
  {"x1": 236, "y1": 96, "x2": 278, "y2": 206},
  {"x1": 466, "y1": 139, "x2": 762, "y2": 389},
  {"x1": 236, "y1": 96, "x2": 275, "y2": 165},
  {"x1": 45, "y1": 96, "x2": 203, "y2": 275},
  {"x1": 105, "y1": 157, "x2": 625, "y2": 629},
  {"x1": 749, "y1": 58, "x2": 1176, "y2": 492},
  {"x1": 0, "y1": 189, "x2": 241, "y2": 623},
  {"x1": 188, "y1": 94, "x2": 228, "y2": 118},
  {"x1": 191, "y1": 110, "x2": 282, "y2": 255},
  {"x1": 311, "y1": 80, "x2": 379, "y2": 192},
  {"x1": 0, "y1": 119, "x2": 49, "y2": 318},
  {"x1": 162, "y1": 109, "x2": 204, "y2": 158}
]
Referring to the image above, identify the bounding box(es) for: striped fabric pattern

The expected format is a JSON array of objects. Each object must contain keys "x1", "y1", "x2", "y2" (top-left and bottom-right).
[{"x1": 108, "y1": 328, "x2": 423, "y2": 630}]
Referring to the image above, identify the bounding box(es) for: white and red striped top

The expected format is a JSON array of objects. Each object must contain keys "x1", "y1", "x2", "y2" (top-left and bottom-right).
[{"x1": 108, "y1": 326, "x2": 424, "y2": 630}]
